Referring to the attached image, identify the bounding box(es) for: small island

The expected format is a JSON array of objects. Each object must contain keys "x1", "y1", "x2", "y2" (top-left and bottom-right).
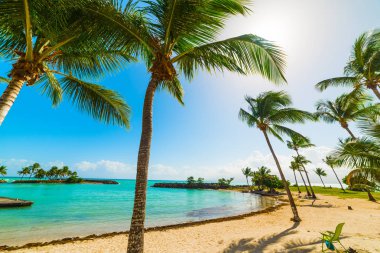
[{"x1": 0, "y1": 163, "x2": 119, "y2": 185}]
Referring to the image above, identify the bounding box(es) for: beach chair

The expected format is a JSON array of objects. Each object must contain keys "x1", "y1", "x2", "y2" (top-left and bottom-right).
[{"x1": 321, "y1": 223, "x2": 346, "y2": 252}]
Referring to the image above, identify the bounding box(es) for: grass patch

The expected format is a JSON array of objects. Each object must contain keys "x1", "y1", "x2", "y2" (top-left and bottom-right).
[{"x1": 290, "y1": 186, "x2": 380, "y2": 200}]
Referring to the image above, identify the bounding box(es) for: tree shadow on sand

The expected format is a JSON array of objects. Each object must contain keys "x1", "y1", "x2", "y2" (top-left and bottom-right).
[{"x1": 223, "y1": 223, "x2": 321, "y2": 253}]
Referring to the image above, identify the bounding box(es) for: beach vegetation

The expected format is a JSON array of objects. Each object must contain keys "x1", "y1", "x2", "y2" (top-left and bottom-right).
[
  {"x1": 218, "y1": 178, "x2": 234, "y2": 188},
  {"x1": 239, "y1": 91, "x2": 315, "y2": 222},
  {"x1": 241, "y1": 167, "x2": 253, "y2": 187},
  {"x1": 314, "y1": 168, "x2": 327, "y2": 188},
  {"x1": 287, "y1": 135, "x2": 316, "y2": 198},
  {"x1": 0, "y1": 165, "x2": 7, "y2": 179}
]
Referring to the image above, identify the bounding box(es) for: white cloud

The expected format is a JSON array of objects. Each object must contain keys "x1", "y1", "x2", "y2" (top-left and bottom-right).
[{"x1": 75, "y1": 160, "x2": 134, "y2": 178}]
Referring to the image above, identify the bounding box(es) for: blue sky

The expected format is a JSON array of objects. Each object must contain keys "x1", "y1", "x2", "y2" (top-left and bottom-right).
[{"x1": 1, "y1": 0, "x2": 380, "y2": 183}]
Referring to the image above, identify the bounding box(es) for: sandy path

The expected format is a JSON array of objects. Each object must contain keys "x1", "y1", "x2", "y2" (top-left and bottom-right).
[{"x1": 10, "y1": 194, "x2": 380, "y2": 253}]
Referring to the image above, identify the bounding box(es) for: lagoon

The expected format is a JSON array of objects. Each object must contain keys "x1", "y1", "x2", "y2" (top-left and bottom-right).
[{"x1": 0, "y1": 178, "x2": 274, "y2": 246}]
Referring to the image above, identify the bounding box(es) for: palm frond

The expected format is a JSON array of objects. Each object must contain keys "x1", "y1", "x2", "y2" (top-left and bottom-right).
[
  {"x1": 38, "y1": 69, "x2": 62, "y2": 106},
  {"x1": 0, "y1": 76, "x2": 10, "y2": 84},
  {"x1": 159, "y1": 77, "x2": 185, "y2": 105},
  {"x1": 59, "y1": 74, "x2": 130, "y2": 127},
  {"x1": 315, "y1": 77, "x2": 358, "y2": 91},
  {"x1": 174, "y1": 34, "x2": 286, "y2": 83}
]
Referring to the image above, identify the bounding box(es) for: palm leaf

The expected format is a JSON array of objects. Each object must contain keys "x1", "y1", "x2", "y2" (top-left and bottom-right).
[
  {"x1": 315, "y1": 77, "x2": 358, "y2": 91},
  {"x1": 59, "y1": 74, "x2": 130, "y2": 127}
]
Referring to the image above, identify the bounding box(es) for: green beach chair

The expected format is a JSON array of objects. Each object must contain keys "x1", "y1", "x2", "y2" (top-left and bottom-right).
[{"x1": 321, "y1": 223, "x2": 346, "y2": 252}]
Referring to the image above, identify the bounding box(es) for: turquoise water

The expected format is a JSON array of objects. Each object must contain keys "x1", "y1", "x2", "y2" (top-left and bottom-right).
[{"x1": 0, "y1": 178, "x2": 275, "y2": 246}]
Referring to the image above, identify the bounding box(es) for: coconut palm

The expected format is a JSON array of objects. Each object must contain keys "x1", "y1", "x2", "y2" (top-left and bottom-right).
[
  {"x1": 289, "y1": 161, "x2": 301, "y2": 194},
  {"x1": 251, "y1": 166, "x2": 271, "y2": 191},
  {"x1": 315, "y1": 90, "x2": 380, "y2": 139},
  {"x1": 286, "y1": 135, "x2": 316, "y2": 198},
  {"x1": 239, "y1": 91, "x2": 315, "y2": 222},
  {"x1": 28, "y1": 163, "x2": 41, "y2": 180},
  {"x1": 241, "y1": 167, "x2": 252, "y2": 187},
  {"x1": 17, "y1": 167, "x2": 30, "y2": 180},
  {"x1": 315, "y1": 30, "x2": 380, "y2": 99},
  {"x1": 345, "y1": 167, "x2": 379, "y2": 202},
  {"x1": 34, "y1": 168, "x2": 46, "y2": 179},
  {"x1": 0, "y1": 0, "x2": 131, "y2": 126},
  {"x1": 87, "y1": 1, "x2": 288, "y2": 251},
  {"x1": 0, "y1": 165, "x2": 7, "y2": 179},
  {"x1": 293, "y1": 155, "x2": 316, "y2": 198},
  {"x1": 323, "y1": 155, "x2": 345, "y2": 192},
  {"x1": 314, "y1": 168, "x2": 327, "y2": 187}
]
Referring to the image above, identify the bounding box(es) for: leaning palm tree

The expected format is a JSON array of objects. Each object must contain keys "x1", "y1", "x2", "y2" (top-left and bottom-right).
[
  {"x1": 315, "y1": 30, "x2": 380, "y2": 99},
  {"x1": 314, "y1": 168, "x2": 327, "y2": 187},
  {"x1": 289, "y1": 162, "x2": 301, "y2": 194},
  {"x1": 87, "y1": 1, "x2": 288, "y2": 251},
  {"x1": 323, "y1": 155, "x2": 345, "y2": 192},
  {"x1": 239, "y1": 91, "x2": 315, "y2": 222},
  {"x1": 0, "y1": 165, "x2": 7, "y2": 179},
  {"x1": 293, "y1": 155, "x2": 316, "y2": 198},
  {"x1": 241, "y1": 167, "x2": 252, "y2": 187},
  {"x1": 17, "y1": 167, "x2": 30, "y2": 180},
  {"x1": 0, "y1": 0, "x2": 131, "y2": 126},
  {"x1": 287, "y1": 135, "x2": 316, "y2": 197},
  {"x1": 315, "y1": 90, "x2": 380, "y2": 139}
]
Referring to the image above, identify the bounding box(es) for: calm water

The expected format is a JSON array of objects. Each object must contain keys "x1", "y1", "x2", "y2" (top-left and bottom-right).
[{"x1": 0, "y1": 178, "x2": 275, "y2": 246}]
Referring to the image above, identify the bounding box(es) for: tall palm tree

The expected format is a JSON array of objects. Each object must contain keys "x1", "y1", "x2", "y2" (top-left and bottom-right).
[
  {"x1": 314, "y1": 168, "x2": 327, "y2": 187},
  {"x1": 315, "y1": 90, "x2": 380, "y2": 139},
  {"x1": 28, "y1": 163, "x2": 40, "y2": 180},
  {"x1": 0, "y1": 165, "x2": 7, "y2": 179},
  {"x1": 286, "y1": 135, "x2": 315, "y2": 197},
  {"x1": 293, "y1": 155, "x2": 316, "y2": 198},
  {"x1": 290, "y1": 160, "x2": 311, "y2": 196},
  {"x1": 315, "y1": 30, "x2": 380, "y2": 99},
  {"x1": 241, "y1": 167, "x2": 252, "y2": 187},
  {"x1": 323, "y1": 155, "x2": 345, "y2": 192},
  {"x1": 239, "y1": 91, "x2": 314, "y2": 222},
  {"x1": 289, "y1": 161, "x2": 301, "y2": 194},
  {"x1": 88, "y1": 1, "x2": 288, "y2": 251},
  {"x1": 0, "y1": 0, "x2": 131, "y2": 126}
]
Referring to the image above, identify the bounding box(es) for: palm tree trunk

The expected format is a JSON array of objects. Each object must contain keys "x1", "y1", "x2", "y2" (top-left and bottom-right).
[
  {"x1": 344, "y1": 126, "x2": 356, "y2": 139},
  {"x1": 263, "y1": 131, "x2": 301, "y2": 222},
  {"x1": 298, "y1": 170, "x2": 311, "y2": 196},
  {"x1": 246, "y1": 176, "x2": 250, "y2": 187},
  {"x1": 293, "y1": 170, "x2": 301, "y2": 193},
  {"x1": 0, "y1": 77, "x2": 25, "y2": 125},
  {"x1": 367, "y1": 190, "x2": 376, "y2": 202},
  {"x1": 127, "y1": 77, "x2": 159, "y2": 253},
  {"x1": 319, "y1": 176, "x2": 326, "y2": 187},
  {"x1": 295, "y1": 151, "x2": 316, "y2": 199},
  {"x1": 331, "y1": 167, "x2": 345, "y2": 192},
  {"x1": 370, "y1": 86, "x2": 380, "y2": 100}
]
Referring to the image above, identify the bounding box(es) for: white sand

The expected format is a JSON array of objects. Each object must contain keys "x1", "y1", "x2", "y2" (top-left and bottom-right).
[{"x1": 12, "y1": 194, "x2": 380, "y2": 253}]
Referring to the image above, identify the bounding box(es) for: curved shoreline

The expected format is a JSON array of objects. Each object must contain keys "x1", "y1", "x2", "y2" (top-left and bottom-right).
[{"x1": 0, "y1": 198, "x2": 285, "y2": 251}]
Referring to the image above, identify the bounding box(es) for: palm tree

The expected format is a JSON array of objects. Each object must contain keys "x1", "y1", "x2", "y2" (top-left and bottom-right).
[
  {"x1": 0, "y1": 0, "x2": 131, "y2": 126},
  {"x1": 315, "y1": 90, "x2": 380, "y2": 139},
  {"x1": 314, "y1": 168, "x2": 327, "y2": 187},
  {"x1": 241, "y1": 167, "x2": 252, "y2": 187},
  {"x1": 251, "y1": 166, "x2": 271, "y2": 191},
  {"x1": 345, "y1": 167, "x2": 379, "y2": 202},
  {"x1": 17, "y1": 167, "x2": 30, "y2": 180},
  {"x1": 0, "y1": 165, "x2": 7, "y2": 179},
  {"x1": 28, "y1": 163, "x2": 41, "y2": 180},
  {"x1": 286, "y1": 135, "x2": 316, "y2": 197},
  {"x1": 34, "y1": 169, "x2": 46, "y2": 179},
  {"x1": 290, "y1": 160, "x2": 311, "y2": 196},
  {"x1": 87, "y1": 1, "x2": 288, "y2": 251},
  {"x1": 315, "y1": 30, "x2": 380, "y2": 99},
  {"x1": 323, "y1": 156, "x2": 346, "y2": 192},
  {"x1": 293, "y1": 155, "x2": 316, "y2": 198},
  {"x1": 289, "y1": 162, "x2": 301, "y2": 194},
  {"x1": 239, "y1": 91, "x2": 315, "y2": 222}
]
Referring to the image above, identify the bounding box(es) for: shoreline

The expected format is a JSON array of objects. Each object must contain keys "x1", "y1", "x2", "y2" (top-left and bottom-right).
[{"x1": 0, "y1": 197, "x2": 284, "y2": 251}]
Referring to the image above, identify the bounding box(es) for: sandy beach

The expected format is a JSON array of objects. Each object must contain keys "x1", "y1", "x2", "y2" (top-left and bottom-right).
[{"x1": 8, "y1": 193, "x2": 380, "y2": 253}]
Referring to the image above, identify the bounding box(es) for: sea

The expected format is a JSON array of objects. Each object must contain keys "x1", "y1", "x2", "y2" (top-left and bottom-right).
[{"x1": 0, "y1": 178, "x2": 275, "y2": 246}]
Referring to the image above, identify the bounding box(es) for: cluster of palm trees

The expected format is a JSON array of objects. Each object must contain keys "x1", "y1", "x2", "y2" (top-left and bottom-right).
[
  {"x1": 0, "y1": 1, "x2": 287, "y2": 252},
  {"x1": 239, "y1": 30, "x2": 380, "y2": 222},
  {"x1": 17, "y1": 163, "x2": 78, "y2": 180},
  {"x1": 242, "y1": 166, "x2": 284, "y2": 192}
]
